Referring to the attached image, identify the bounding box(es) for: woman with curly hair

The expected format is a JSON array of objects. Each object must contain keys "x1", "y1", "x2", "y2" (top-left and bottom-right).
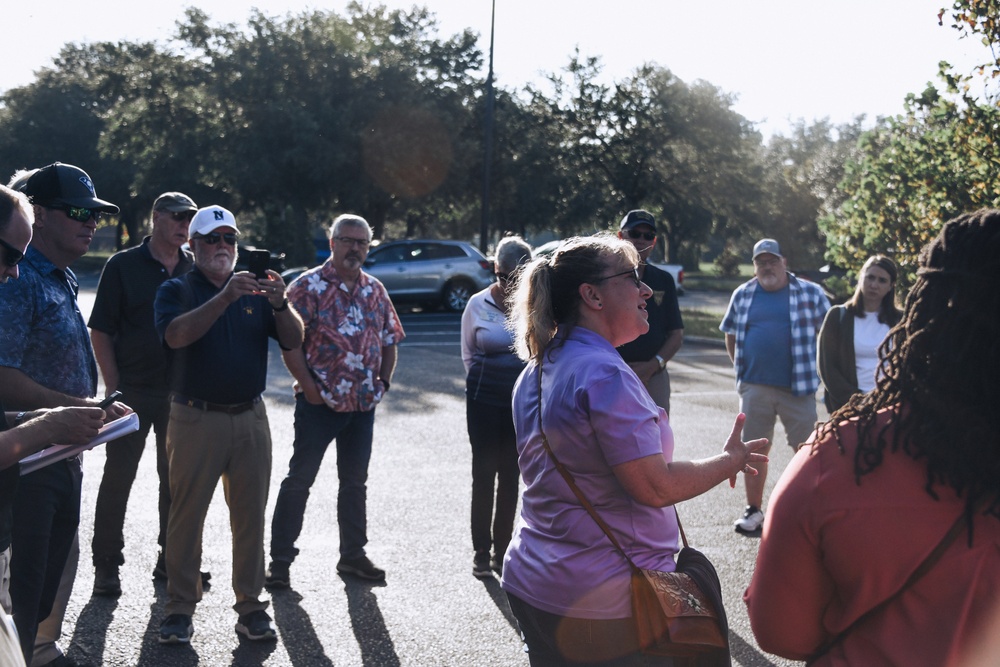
[{"x1": 746, "y1": 210, "x2": 1000, "y2": 666}]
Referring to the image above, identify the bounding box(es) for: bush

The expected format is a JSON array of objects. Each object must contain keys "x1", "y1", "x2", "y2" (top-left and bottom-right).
[{"x1": 714, "y1": 247, "x2": 741, "y2": 278}]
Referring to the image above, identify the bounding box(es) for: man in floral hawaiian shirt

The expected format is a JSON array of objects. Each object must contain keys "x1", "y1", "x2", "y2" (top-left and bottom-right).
[{"x1": 266, "y1": 214, "x2": 404, "y2": 587}]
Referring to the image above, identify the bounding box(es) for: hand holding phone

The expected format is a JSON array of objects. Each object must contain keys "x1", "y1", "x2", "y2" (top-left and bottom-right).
[
  {"x1": 248, "y1": 250, "x2": 271, "y2": 280},
  {"x1": 98, "y1": 391, "x2": 123, "y2": 410}
]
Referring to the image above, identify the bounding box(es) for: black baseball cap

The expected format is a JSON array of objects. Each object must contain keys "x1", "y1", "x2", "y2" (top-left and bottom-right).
[
  {"x1": 21, "y1": 162, "x2": 119, "y2": 214},
  {"x1": 619, "y1": 209, "x2": 655, "y2": 231}
]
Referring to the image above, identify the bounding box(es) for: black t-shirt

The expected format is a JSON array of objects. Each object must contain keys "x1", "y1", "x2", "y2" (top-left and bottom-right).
[
  {"x1": 88, "y1": 237, "x2": 192, "y2": 392},
  {"x1": 0, "y1": 404, "x2": 16, "y2": 552},
  {"x1": 617, "y1": 263, "x2": 684, "y2": 363},
  {"x1": 154, "y1": 267, "x2": 280, "y2": 404}
]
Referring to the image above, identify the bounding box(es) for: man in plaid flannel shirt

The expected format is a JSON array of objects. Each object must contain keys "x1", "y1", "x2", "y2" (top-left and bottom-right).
[{"x1": 720, "y1": 239, "x2": 829, "y2": 534}]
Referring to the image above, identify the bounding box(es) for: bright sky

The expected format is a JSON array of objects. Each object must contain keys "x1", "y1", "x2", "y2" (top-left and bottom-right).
[{"x1": 5, "y1": 1, "x2": 993, "y2": 138}]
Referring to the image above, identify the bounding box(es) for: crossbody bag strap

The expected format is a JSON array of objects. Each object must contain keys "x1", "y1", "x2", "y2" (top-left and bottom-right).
[
  {"x1": 807, "y1": 504, "x2": 975, "y2": 664},
  {"x1": 535, "y1": 359, "x2": 687, "y2": 568}
]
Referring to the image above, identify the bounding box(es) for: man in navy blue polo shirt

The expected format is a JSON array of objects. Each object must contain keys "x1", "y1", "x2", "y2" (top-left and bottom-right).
[
  {"x1": 153, "y1": 205, "x2": 303, "y2": 646},
  {"x1": 89, "y1": 192, "x2": 199, "y2": 597}
]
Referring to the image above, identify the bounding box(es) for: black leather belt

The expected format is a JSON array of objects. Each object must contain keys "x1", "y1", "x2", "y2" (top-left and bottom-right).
[{"x1": 171, "y1": 393, "x2": 262, "y2": 414}]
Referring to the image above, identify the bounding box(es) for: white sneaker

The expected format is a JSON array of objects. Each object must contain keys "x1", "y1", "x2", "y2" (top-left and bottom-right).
[{"x1": 734, "y1": 505, "x2": 764, "y2": 534}]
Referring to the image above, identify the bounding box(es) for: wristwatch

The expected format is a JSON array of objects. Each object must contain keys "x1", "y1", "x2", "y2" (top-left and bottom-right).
[{"x1": 655, "y1": 354, "x2": 667, "y2": 371}]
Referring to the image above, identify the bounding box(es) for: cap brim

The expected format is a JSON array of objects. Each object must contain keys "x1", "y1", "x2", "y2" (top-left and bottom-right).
[
  {"x1": 158, "y1": 204, "x2": 198, "y2": 212},
  {"x1": 55, "y1": 196, "x2": 120, "y2": 215}
]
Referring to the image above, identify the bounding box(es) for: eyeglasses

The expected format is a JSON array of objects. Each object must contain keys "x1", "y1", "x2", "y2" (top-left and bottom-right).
[
  {"x1": 194, "y1": 232, "x2": 238, "y2": 245},
  {"x1": 335, "y1": 236, "x2": 370, "y2": 249},
  {"x1": 0, "y1": 238, "x2": 24, "y2": 268},
  {"x1": 627, "y1": 229, "x2": 656, "y2": 242},
  {"x1": 595, "y1": 267, "x2": 641, "y2": 288},
  {"x1": 48, "y1": 205, "x2": 102, "y2": 223},
  {"x1": 753, "y1": 256, "x2": 782, "y2": 268},
  {"x1": 162, "y1": 210, "x2": 195, "y2": 222}
]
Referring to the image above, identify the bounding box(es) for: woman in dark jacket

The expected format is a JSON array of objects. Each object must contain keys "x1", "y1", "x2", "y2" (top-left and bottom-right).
[{"x1": 817, "y1": 255, "x2": 902, "y2": 411}]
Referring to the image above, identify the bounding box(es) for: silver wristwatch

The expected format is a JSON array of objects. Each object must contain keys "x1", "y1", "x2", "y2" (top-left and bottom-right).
[{"x1": 655, "y1": 354, "x2": 667, "y2": 371}]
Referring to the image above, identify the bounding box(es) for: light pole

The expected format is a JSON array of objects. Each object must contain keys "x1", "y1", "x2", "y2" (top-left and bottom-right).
[{"x1": 479, "y1": 0, "x2": 496, "y2": 254}]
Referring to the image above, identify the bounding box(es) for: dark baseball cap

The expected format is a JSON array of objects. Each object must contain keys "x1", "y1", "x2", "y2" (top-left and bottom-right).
[
  {"x1": 619, "y1": 209, "x2": 656, "y2": 231},
  {"x1": 21, "y1": 162, "x2": 119, "y2": 214},
  {"x1": 153, "y1": 192, "x2": 197, "y2": 212}
]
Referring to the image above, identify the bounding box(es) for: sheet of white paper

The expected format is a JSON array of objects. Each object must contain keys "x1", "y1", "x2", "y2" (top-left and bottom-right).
[{"x1": 19, "y1": 412, "x2": 140, "y2": 475}]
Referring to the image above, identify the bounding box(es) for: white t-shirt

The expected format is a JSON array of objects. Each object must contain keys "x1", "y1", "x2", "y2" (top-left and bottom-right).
[{"x1": 854, "y1": 311, "x2": 890, "y2": 393}]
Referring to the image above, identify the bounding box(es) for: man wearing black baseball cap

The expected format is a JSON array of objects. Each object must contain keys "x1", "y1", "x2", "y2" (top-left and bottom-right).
[
  {"x1": 0, "y1": 162, "x2": 129, "y2": 665},
  {"x1": 616, "y1": 209, "x2": 684, "y2": 415}
]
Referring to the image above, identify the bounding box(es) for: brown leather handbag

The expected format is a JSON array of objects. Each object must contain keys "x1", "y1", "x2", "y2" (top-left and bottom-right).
[{"x1": 535, "y1": 361, "x2": 730, "y2": 663}]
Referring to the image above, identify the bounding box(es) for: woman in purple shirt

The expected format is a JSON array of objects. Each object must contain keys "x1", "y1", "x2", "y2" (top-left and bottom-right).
[{"x1": 502, "y1": 234, "x2": 767, "y2": 666}]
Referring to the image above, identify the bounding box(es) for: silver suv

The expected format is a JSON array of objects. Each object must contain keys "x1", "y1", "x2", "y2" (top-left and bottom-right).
[{"x1": 363, "y1": 239, "x2": 495, "y2": 311}]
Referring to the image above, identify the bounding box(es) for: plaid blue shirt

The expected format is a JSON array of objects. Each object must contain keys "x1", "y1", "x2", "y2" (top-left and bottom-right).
[{"x1": 720, "y1": 274, "x2": 830, "y2": 396}]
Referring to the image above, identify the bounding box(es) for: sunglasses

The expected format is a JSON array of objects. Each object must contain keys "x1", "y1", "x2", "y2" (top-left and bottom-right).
[
  {"x1": 334, "y1": 236, "x2": 370, "y2": 249},
  {"x1": 596, "y1": 267, "x2": 642, "y2": 288},
  {"x1": 0, "y1": 238, "x2": 25, "y2": 268},
  {"x1": 48, "y1": 205, "x2": 102, "y2": 223},
  {"x1": 627, "y1": 229, "x2": 656, "y2": 242},
  {"x1": 164, "y1": 210, "x2": 195, "y2": 222},
  {"x1": 195, "y1": 232, "x2": 238, "y2": 245}
]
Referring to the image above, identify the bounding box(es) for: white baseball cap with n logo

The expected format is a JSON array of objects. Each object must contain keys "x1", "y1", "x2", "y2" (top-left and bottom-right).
[{"x1": 189, "y1": 205, "x2": 240, "y2": 238}]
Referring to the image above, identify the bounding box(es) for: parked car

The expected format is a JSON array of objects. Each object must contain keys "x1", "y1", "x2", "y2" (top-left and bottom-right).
[
  {"x1": 361, "y1": 239, "x2": 494, "y2": 311},
  {"x1": 534, "y1": 239, "x2": 684, "y2": 294}
]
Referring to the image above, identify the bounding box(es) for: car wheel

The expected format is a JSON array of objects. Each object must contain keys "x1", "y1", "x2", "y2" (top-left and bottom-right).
[{"x1": 442, "y1": 279, "x2": 475, "y2": 312}]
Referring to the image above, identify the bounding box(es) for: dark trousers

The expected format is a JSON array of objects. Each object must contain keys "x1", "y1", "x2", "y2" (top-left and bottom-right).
[
  {"x1": 506, "y1": 593, "x2": 675, "y2": 667},
  {"x1": 270, "y1": 397, "x2": 375, "y2": 563},
  {"x1": 10, "y1": 459, "x2": 81, "y2": 663},
  {"x1": 92, "y1": 386, "x2": 171, "y2": 567},
  {"x1": 466, "y1": 398, "x2": 520, "y2": 561}
]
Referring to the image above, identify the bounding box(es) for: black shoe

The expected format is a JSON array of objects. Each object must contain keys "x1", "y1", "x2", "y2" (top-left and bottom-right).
[
  {"x1": 152, "y1": 553, "x2": 167, "y2": 580},
  {"x1": 490, "y1": 555, "x2": 504, "y2": 576},
  {"x1": 235, "y1": 609, "x2": 277, "y2": 641},
  {"x1": 472, "y1": 555, "x2": 492, "y2": 579},
  {"x1": 265, "y1": 561, "x2": 290, "y2": 589},
  {"x1": 93, "y1": 564, "x2": 121, "y2": 597},
  {"x1": 159, "y1": 613, "x2": 193, "y2": 644},
  {"x1": 336, "y1": 555, "x2": 386, "y2": 582}
]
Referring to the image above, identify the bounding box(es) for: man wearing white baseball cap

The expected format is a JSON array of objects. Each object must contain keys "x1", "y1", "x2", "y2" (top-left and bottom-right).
[{"x1": 154, "y1": 206, "x2": 303, "y2": 645}]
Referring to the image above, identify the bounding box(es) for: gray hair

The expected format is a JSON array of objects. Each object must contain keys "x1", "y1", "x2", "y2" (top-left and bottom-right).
[
  {"x1": 495, "y1": 235, "x2": 532, "y2": 273},
  {"x1": 330, "y1": 214, "x2": 372, "y2": 243}
]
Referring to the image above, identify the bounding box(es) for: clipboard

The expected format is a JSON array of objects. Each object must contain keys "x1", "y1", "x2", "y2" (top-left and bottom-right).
[{"x1": 19, "y1": 412, "x2": 140, "y2": 475}]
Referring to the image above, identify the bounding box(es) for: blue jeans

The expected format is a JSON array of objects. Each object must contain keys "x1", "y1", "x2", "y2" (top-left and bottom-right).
[
  {"x1": 10, "y1": 459, "x2": 81, "y2": 663},
  {"x1": 270, "y1": 396, "x2": 375, "y2": 563}
]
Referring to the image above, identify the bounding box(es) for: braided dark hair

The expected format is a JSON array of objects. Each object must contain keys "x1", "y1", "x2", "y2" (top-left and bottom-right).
[{"x1": 819, "y1": 209, "x2": 1000, "y2": 525}]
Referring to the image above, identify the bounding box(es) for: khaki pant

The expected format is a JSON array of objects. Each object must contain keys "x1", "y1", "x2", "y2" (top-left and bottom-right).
[{"x1": 164, "y1": 401, "x2": 272, "y2": 616}]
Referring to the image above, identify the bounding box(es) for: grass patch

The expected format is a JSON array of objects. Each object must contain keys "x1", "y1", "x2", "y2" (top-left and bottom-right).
[{"x1": 681, "y1": 309, "x2": 724, "y2": 340}]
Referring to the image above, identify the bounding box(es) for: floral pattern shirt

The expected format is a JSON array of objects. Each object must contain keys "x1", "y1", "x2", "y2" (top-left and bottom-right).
[{"x1": 288, "y1": 260, "x2": 405, "y2": 412}]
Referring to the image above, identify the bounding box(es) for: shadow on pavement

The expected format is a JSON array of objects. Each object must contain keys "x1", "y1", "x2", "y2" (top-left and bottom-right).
[
  {"x1": 67, "y1": 593, "x2": 118, "y2": 665},
  {"x1": 729, "y1": 629, "x2": 781, "y2": 666},
  {"x1": 343, "y1": 575, "x2": 400, "y2": 667},
  {"x1": 271, "y1": 587, "x2": 333, "y2": 667},
  {"x1": 478, "y1": 577, "x2": 519, "y2": 633}
]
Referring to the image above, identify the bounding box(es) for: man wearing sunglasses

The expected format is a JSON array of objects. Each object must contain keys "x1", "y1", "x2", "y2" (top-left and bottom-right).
[
  {"x1": 153, "y1": 205, "x2": 303, "y2": 646},
  {"x1": 88, "y1": 192, "x2": 199, "y2": 599},
  {"x1": 0, "y1": 163, "x2": 130, "y2": 666},
  {"x1": 616, "y1": 209, "x2": 685, "y2": 416}
]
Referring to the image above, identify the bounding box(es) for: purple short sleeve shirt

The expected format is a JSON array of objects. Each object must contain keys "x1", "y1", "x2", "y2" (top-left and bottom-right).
[{"x1": 502, "y1": 327, "x2": 680, "y2": 619}]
